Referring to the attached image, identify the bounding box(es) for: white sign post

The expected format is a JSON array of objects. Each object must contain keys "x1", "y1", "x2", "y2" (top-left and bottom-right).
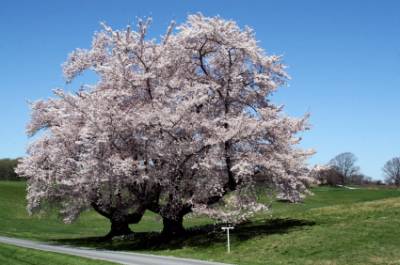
[{"x1": 221, "y1": 226, "x2": 234, "y2": 253}]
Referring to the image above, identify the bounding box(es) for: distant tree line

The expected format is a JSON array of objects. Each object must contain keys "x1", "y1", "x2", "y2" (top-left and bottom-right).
[
  {"x1": 0, "y1": 158, "x2": 20, "y2": 180},
  {"x1": 315, "y1": 152, "x2": 383, "y2": 186}
]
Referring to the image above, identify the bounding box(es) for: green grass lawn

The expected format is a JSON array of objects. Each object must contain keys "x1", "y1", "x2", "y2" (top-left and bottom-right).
[
  {"x1": 0, "y1": 243, "x2": 117, "y2": 265},
  {"x1": 1, "y1": 181, "x2": 400, "y2": 265}
]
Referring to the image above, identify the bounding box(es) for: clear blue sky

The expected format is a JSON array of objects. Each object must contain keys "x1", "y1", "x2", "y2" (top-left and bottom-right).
[{"x1": 1, "y1": 0, "x2": 399, "y2": 180}]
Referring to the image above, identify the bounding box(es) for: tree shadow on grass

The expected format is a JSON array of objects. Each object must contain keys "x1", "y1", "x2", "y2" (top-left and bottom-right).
[{"x1": 54, "y1": 218, "x2": 315, "y2": 251}]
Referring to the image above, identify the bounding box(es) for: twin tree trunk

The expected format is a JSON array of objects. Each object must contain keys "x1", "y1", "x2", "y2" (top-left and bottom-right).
[
  {"x1": 107, "y1": 214, "x2": 186, "y2": 239},
  {"x1": 105, "y1": 211, "x2": 187, "y2": 239},
  {"x1": 93, "y1": 201, "x2": 188, "y2": 239}
]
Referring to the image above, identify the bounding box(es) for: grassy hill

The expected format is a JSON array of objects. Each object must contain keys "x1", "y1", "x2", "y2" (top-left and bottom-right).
[{"x1": 1, "y1": 181, "x2": 400, "y2": 264}]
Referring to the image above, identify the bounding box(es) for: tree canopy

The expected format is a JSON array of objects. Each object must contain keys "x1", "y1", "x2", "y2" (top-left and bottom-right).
[{"x1": 16, "y1": 14, "x2": 314, "y2": 237}]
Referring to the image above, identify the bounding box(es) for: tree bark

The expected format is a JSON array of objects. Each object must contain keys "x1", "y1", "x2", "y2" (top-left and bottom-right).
[
  {"x1": 92, "y1": 201, "x2": 146, "y2": 239},
  {"x1": 105, "y1": 217, "x2": 133, "y2": 239},
  {"x1": 161, "y1": 215, "x2": 185, "y2": 237}
]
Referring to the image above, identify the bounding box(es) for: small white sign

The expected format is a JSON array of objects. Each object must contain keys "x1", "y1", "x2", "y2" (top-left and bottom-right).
[{"x1": 221, "y1": 226, "x2": 234, "y2": 253}]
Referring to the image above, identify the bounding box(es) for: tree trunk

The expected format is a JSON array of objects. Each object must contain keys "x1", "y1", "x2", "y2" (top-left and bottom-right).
[
  {"x1": 161, "y1": 215, "x2": 185, "y2": 237},
  {"x1": 105, "y1": 217, "x2": 133, "y2": 239},
  {"x1": 91, "y1": 202, "x2": 145, "y2": 239}
]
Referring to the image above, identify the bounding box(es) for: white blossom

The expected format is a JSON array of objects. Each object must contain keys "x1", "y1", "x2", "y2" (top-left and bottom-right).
[{"x1": 17, "y1": 14, "x2": 314, "y2": 227}]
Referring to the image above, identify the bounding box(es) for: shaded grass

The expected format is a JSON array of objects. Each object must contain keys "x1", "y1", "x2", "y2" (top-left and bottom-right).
[
  {"x1": 0, "y1": 243, "x2": 117, "y2": 265},
  {"x1": 56, "y1": 218, "x2": 316, "y2": 251},
  {"x1": 1, "y1": 181, "x2": 400, "y2": 265}
]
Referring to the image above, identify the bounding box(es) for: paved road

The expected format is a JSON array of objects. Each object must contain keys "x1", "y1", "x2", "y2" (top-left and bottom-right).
[{"x1": 0, "y1": 236, "x2": 232, "y2": 265}]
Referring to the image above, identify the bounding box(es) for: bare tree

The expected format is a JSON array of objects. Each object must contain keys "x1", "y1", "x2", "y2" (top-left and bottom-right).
[
  {"x1": 383, "y1": 157, "x2": 400, "y2": 186},
  {"x1": 328, "y1": 152, "x2": 360, "y2": 184}
]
